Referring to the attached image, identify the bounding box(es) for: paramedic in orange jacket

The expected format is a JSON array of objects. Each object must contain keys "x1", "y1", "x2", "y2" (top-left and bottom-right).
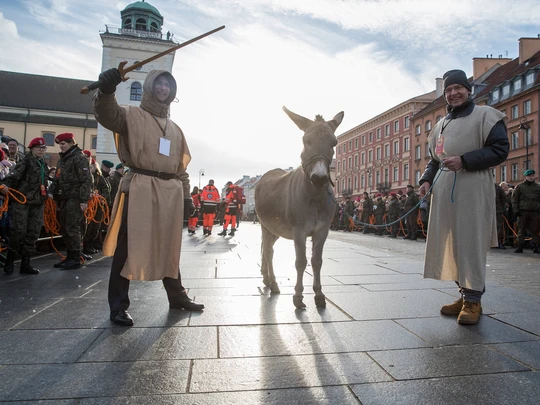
[
  {"x1": 200, "y1": 179, "x2": 220, "y2": 235},
  {"x1": 218, "y1": 181, "x2": 238, "y2": 237},
  {"x1": 187, "y1": 186, "x2": 201, "y2": 235}
]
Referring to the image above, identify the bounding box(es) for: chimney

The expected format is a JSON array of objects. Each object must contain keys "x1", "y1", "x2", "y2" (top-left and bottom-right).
[
  {"x1": 435, "y1": 77, "x2": 444, "y2": 98},
  {"x1": 519, "y1": 37, "x2": 540, "y2": 64},
  {"x1": 472, "y1": 57, "x2": 512, "y2": 80}
]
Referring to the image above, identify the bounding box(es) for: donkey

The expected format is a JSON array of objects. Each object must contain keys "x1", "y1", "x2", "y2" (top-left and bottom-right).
[{"x1": 255, "y1": 106, "x2": 344, "y2": 308}]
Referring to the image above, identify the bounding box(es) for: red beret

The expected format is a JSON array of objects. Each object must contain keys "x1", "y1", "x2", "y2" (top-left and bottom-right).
[
  {"x1": 28, "y1": 137, "x2": 46, "y2": 148},
  {"x1": 376, "y1": 193, "x2": 382, "y2": 197},
  {"x1": 55, "y1": 133, "x2": 75, "y2": 144},
  {"x1": 83, "y1": 150, "x2": 92, "y2": 157},
  {"x1": 390, "y1": 192, "x2": 397, "y2": 196},
  {"x1": 91, "y1": 158, "x2": 96, "y2": 165}
]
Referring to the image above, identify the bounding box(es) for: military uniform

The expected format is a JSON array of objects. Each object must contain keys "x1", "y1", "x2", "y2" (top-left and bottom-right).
[
  {"x1": 494, "y1": 183, "x2": 507, "y2": 248},
  {"x1": 108, "y1": 170, "x2": 123, "y2": 205},
  {"x1": 387, "y1": 196, "x2": 400, "y2": 238},
  {"x1": 511, "y1": 174, "x2": 540, "y2": 253},
  {"x1": 1, "y1": 148, "x2": 48, "y2": 274},
  {"x1": 361, "y1": 195, "x2": 373, "y2": 234},
  {"x1": 84, "y1": 171, "x2": 111, "y2": 253},
  {"x1": 50, "y1": 143, "x2": 92, "y2": 266},
  {"x1": 373, "y1": 196, "x2": 386, "y2": 235},
  {"x1": 403, "y1": 187, "x2": 420, "y2": 240}
]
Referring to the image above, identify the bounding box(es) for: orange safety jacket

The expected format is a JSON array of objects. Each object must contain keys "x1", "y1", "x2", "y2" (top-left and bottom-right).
[{"x1": 200, "y1": 185, "x2": 220, "y2": 208}]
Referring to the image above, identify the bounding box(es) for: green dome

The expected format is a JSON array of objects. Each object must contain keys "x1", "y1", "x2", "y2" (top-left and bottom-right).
[{"x1": 123, "y1": 1, "x2": 162, "y2": 17}]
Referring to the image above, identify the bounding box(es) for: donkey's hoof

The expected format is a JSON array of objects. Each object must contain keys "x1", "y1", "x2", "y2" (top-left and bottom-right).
[
  {"x1": 293, "y1": 296, "x2": 306, "y2": 309},
  {"x1": 314, "y1": 294, "x2": 326, "y2": 308},
  {"x1": 262, "y1": 277, "x2": 270, "y2": 287},
  {"x1": 270, "y1": 283, "x2": 281, "y2": 294}
]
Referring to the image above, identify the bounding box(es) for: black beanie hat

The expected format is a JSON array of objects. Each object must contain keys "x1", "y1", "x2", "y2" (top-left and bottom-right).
[{"x1": 443, "y1": 69, "x2": 472, "y2": 92}]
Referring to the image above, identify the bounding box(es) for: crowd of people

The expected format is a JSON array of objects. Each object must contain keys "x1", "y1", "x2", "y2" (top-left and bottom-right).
[{"x1": 0, "y1": 134, "x2": 125, "y2": 275}]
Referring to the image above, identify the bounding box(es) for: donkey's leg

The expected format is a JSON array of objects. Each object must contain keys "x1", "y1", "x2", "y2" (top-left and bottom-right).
[
  {"x1": 311, "y1": 229, "x2": 329, "y2": 308},
  {"x1": 261, "y1": 225, "x2": 280, "y2": 294},
  {"x1": 292, "y1": 234, "x2": 308, "y2": 309}
]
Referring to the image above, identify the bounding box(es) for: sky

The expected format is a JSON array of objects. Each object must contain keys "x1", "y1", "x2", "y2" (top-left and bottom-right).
[{"x1": 2, "y1": 0, "x2": 540, "y2": 190}]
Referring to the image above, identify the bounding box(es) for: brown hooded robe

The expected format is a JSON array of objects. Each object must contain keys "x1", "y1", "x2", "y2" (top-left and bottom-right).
[{"x1": 93, "y1": 70, "x2": 191, "y2": 280}]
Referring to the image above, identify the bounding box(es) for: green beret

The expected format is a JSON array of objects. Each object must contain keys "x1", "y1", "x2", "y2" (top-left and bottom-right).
[
  {"x1": 116, "y1": 163, "x2": 124, "y2": 170},
  {"x1": 102, "y1": 160, "x2": 114, "y2": 169},
  {"x1": 524, "y1": 169, "x2": 535, "y2": 176}
]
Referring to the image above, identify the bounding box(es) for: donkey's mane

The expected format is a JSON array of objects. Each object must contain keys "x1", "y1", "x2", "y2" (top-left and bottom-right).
[{"x1": 314, "y1": 114, "x2": 325, "y2": 122}]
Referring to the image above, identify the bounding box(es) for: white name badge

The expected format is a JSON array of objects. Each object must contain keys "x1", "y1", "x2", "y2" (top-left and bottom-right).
[{"x1": 159, "y1": 138, "x2": 171, "y2": 156}]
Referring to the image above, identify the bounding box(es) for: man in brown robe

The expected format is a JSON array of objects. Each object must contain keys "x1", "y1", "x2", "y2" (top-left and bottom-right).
[{"x1": 93, "y1": 67, "x2": 204, "y2": 327}]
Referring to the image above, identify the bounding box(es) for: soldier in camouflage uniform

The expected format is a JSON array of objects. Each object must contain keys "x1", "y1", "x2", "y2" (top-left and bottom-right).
[
  {"x1": 387, "y1": 192, "x2": 400, "y2": 238},
  {"x1": 361, "y1": 192, "x2": 373, "y2": 234},
  {"x1": 494, "y1": 182, "x2": 507, "y2": 249},
  {"x1": 49, "y1": 133, "x2": 93, "y2": 269},
  {"x1": 512, "y1": 169, "x2": 540, "y2": 254},
  {"x1": 108, "y1": 163, "x2": 124, "y2": 205},
  {"x1": 403, "y1": 184, "x2": 420, "y2": 240},
  {"x1": 83, "y1": 160, "x2": 111, "y2": 254},
  {"x1": 1, "y1": 137, "x2": 49, "y2": 275},
  {"x1": 373, "y1": 194, "x2": 386, "y2": 235}
]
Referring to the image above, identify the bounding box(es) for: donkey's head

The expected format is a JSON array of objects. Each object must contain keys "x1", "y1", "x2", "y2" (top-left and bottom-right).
[{"x1": 283, "y1": 106, "x2": 344, "y2": 188}]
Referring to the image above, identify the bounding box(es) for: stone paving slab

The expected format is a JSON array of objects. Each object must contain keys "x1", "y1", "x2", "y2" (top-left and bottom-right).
[
  {"x1": 219, "y1": 320, "x2": 429, "y2": 357},
  {"x1": 396, "y1": 315, "x2": 540, "y2": 346},
  {"x1": 0, "y1": 361, "x2": 190, "y2": 401},
  {"x1": 361, "y1": 278, "x2": 455, "y2": 291},
  {"x1": 0, "y1": 297, "x2": 62, "y2": 331},
  {"x1": 77, "y1": 386, "x2": 361, "y2": 405},
  {"x1": 479, "y1": 286, "x2": 540, "y2": 313},
  {"x1": 309, "y1": 263, "x2": 398, "y2": 276},
  {"x1": 327, "y1": 289, "x2": 463, "y2": 320},
  {"x1": 351, "y1": 371, "x2": 540, "y2": 405},
  {"x1": 190, "y1": 352, "x2": 392, "y2": 393},
  {"x1": 368, "y1": 345, "x2": 530, "y2": 380},
  {"x1": 188, "y1": 294, "x2": 351, "y2": 326},
  {"x1": 490, "y1": 341, "x2": 540, "y2": 370},
  {"x1": 490, "y1": 312, "x2": 540, "y2": 336},
  {"x1": 13, "y1": 297, "x2": 190, "y2": 330},
  {"x1": 0, "y1": 329, "x2": 103, "y2": 364}
]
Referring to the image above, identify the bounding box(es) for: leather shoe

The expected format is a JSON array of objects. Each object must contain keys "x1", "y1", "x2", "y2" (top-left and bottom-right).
[
  {"x1": 170, "y1": 293, "x2": 205, "y2": 311},
  {"x1": 54, "y1": 257, "x2": 69, "y2": 268},
  {"x1": 59, "y1": 259, "x2": 81, "y2": 270},
  {"x1": 110, "y1": 310, "x2": 134, "y2": 326},
  {"x1": 81, "y1": 253, "x2": 93, "y2": 261}
]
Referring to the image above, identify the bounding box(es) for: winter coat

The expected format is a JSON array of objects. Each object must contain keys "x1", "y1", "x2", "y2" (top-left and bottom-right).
[
  {"x1": 1, "y1": 153, "x2": 49, "y2": 205},
  {"x1": 512, "y1": 180, "x2": 540, "y2": 213},
  {"x1": 50, "y1": 145, "x2": 92, "y2": 203}
]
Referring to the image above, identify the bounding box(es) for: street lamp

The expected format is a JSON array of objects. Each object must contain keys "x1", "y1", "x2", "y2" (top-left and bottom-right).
[
  {"x1": 198, "y1": 169, "x2": 205, "y2": 189},
  {"x1": 366, "y1": 168, "x2": 372, "y2": 195},
  {"x1": 519, "y1": 117, "x2": 530, "y2": 171}
]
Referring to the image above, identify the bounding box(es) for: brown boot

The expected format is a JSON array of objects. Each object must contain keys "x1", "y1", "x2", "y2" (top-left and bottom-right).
[
  {"x1": 458, "y1": 301, "x2": 482, "y2": 325},
  {"x1": 440, "y1": 297, "x2": 463, "y2": 316}
]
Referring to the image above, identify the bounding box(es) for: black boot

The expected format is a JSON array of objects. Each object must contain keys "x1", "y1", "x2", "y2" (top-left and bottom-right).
[
  {"x1": 3, "y1": 250, "x2": 16, "y2": 275},
  {"x1": 110, "y1": 310, "x2": 134, "y2": 326},
  {"x1": 228, "y1": 228, "x2": 236, "y2": 236},
  {"x1": 20, "y1": 256, "x2": 39, "y2": 275},
  {"x1": 60, "y1": 251, "x2": 81, "y2": 270},
  {"x1": 514, "y1": 245, "x2": 524, "y2": 253},
  {"x1": 217, "y1": 229, "x2": 227, "y2": 236},
  {"x1": 169, "y1": 290, "x2": 205, "y2": 311},
  {"x1": 54, "y1": 256, "x2": 69, "y2": 268}
]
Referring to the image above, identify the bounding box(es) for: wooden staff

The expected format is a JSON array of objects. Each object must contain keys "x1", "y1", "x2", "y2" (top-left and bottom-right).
[{"x1": 80, "y1": 25, "x2": 225, "y2": 94}]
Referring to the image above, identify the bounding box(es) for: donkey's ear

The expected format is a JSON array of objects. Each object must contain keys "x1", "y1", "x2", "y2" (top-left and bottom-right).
[
  {"x1": 327, "y1": 111, "x2": 344, "y2": 132},
  {"x1": 283, "y1": 106, "x2": 314, "y2": 132}
]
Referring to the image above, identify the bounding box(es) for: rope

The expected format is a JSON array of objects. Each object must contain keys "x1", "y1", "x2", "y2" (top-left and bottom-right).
[
  {"x1": 43, "y1": 197, "x2": 65, "y2": 259},
  {"x1": 0, "y1": 187, "x2": 27, "y2": 214},
  {"x1": 84, "y1": 194, "x2": 110, "y2": 225}
]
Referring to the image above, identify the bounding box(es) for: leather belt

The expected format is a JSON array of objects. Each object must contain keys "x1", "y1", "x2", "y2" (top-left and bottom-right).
[{"x1": 129, "y1": 167, "x2": 179, "y2": 180}]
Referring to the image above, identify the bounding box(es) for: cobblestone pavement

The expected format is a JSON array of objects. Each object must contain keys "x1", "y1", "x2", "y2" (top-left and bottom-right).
[{"x1": 1, "y1": 223, "x2": 539, "y2": 404}]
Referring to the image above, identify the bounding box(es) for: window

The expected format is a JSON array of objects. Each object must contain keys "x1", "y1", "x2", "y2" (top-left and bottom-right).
[
  {"x1": 135, "y1": 18, "x2": 146, "y2": 31},
  {"x1": 42, "y1": 132, "x2": 55, "y2": 146},
  {"x1": 403, "y1": 163, "x2": 409, "y2": 180},
  {"x1": 385, "y1": 124, "x2": 390, "y2": 137},
  {"x1": 393, "y1": 140, "x2": 399, "y2": 155},
  {"x1": 524, "y1": 100, "x2": 531, "y2": 115},
  {"x1": 514, "y1": 78, "x2": 522, "y2": 92},
  {"x1": 150, "y1": 22, "x2": 159, "y2": 32},
  {"x1": 511, "y1": 163, "x2": 519, "y2": 181},
  {"x1": 511, "y1": 132, "x2": 519, "y2": 150},
  {"x1": 415, "y1": 145, "x2": 421, "y2": 160},
  {"x1": 369, "y1": 132, "x2": 373, "y2": 143},
  {"x1": 425, "y1": 142, "x2": 430, "y2": 157},
  {"x1": 361, "y1": 175, "x2": 365, "y2": 188},
  {"x1": 500, "y1": 165, "x2": 506, "y2": 182},
  {"x1": 425, "y1": 120, "x2": 432, "y2": 132},
  {"x1": 341, "y1": 180, "x2": 345, "y2": 192},
  {"x1": 368, "y1": 174, "x2": 372, "y2": 187},
  {"x1": 337, "y1": 161, "x2": 341, "y2": 172},
  {"x1": 511, "y1": 105, "x2": 518, "y2": 119},
  {"x1": 355, "y1": 138, "x2": 358, "y2": 149},
  {"x1": 376, "y1": 171, "x2": 381, "y2": 184},
  {"x1": 361, "y1": 135, "x2": 366, "y2": 146},
  {"x1": 490, "y1": 167, "x2": 496, "y2": 179},
  {"x1": 337, "y1": 146, "x2": 341, "y2": 155},
  {"x1": 492, "y1": 88, "x2": 499, "y2": 101},
  {"x1": 384, "y1": 168, "x2": 389, "y2": 183},
  {"x1": 404, "y1": 116, "x2": 410, "y2": 128},
  {"x1": 354, "y1": 155, "x2": 358, "y2": 167},
  {"x1": 415, "y1": 170, "x2": 421, "y2": 185},
  {"x1": 361, "y1": 152, "x2": 365, "y2": 165},
  {"x1": 130, "y1": 82, "x2": 142, "y2": 101},
  {"x1": 393, "y1": 166, "x2": 398, "y2": 182},
  {"x1": 124, "y1": 18, "x2": 132, "y2": 29},
  {"x1": 342, "y1": 159, "x2": 346, "y2": 170},
  {"x1": 394, "y1": 120, "x2": 399, "y2": 132},
  {"x1": 384, "y1": 144, "x2": 390, "y2": 157},
  {"x1": 526, "y1": 72, "x2": 535, "y2": 85},
  {"x1": 415, "y1": 125, "x2": 421, "y2": 135},
  {"x1": 377, "y1": 128, "x2": 381, "y2": 140},
  {"x1": 502, "y1": 84, "x2": 510, "y2": 97},
  {"x1": 436, "y1": 115, "x2": 443, "y2": 123},
  {"x1": 376, "y1": 147, "x2": 381, "y2": 160},
  {"x1": 91, "y1": 135, "x2": 97, "y2": 149},
  {"x1": 354, "y1": 176, "x2": 358, "y2": 190},
  {"x1": 404, "y1": 137, "x2": 410, "y2": 152},
  {"x1": 348, "y1": 140, "x2": 352, "y2": 151},
  {"x1": 525, "y1": 127, "x2": 532, "y2": 146},
  {"x1": 343, "y1": 143, "x2": 347, "y2": 154},
  {"x1": 368, "y1": 150, "x2": 373, "y2": 162},
  {"x1": 348, "y1": 157, "x2": 352, "y2": 169}
]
